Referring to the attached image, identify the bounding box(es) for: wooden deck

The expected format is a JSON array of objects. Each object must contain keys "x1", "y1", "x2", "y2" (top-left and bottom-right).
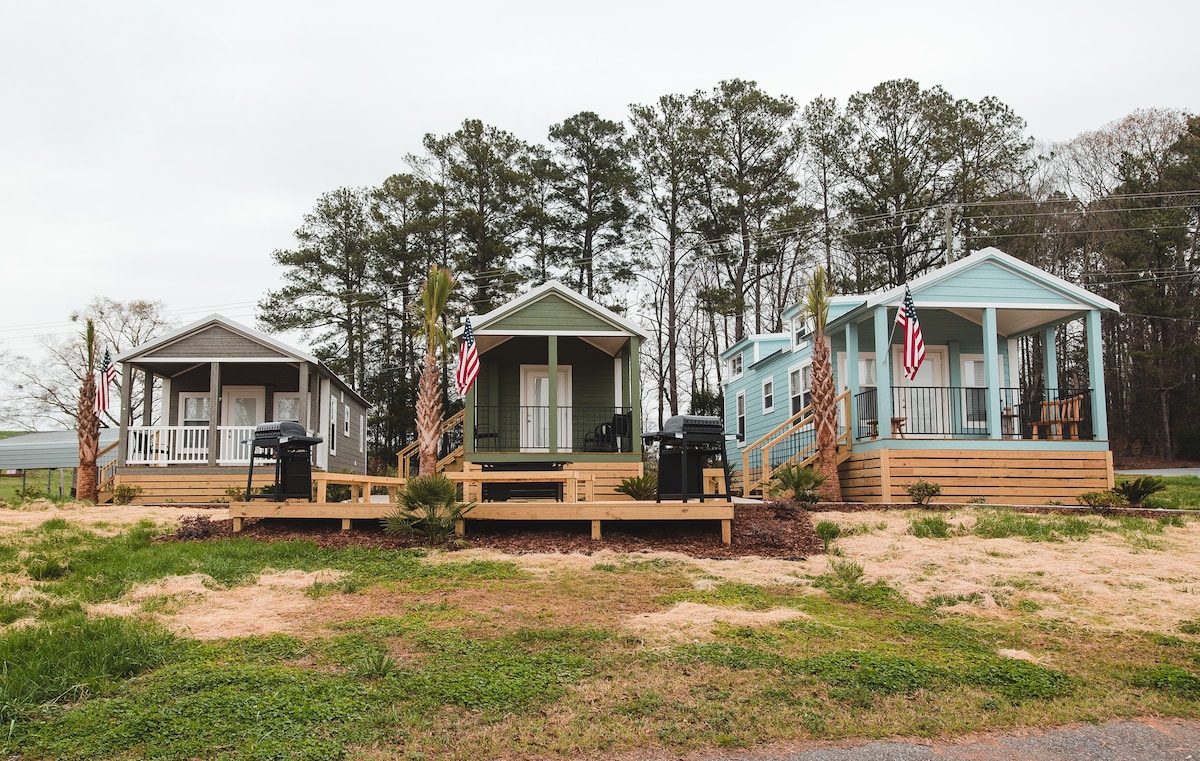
[{"x1": 228, "y1": 498, "x2": 734, "y2": 544}]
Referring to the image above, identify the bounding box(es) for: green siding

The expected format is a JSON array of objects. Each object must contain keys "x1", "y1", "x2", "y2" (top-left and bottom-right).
[{"x1": 488, "y1": 293, "x2": 622, "y2": 333}]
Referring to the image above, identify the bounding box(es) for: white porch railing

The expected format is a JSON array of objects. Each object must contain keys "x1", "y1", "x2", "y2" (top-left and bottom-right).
[{"x1": 125, "y1": 425, "x2": 258, "y2": 465}]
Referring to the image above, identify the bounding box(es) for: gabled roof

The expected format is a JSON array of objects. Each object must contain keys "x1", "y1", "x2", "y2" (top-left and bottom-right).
[
  {"x1": 117, "y1": 314, "x2": 318, "y2": 365},
  {"x1": 461, "y1": 281, "x2": 647, "y2": 356},
  {"x1": 827, "y1": 247, "x2": 1120, "y2": 337},
  {"x1": 117, "y1": 314, "x2": 367, "y2": 408}
]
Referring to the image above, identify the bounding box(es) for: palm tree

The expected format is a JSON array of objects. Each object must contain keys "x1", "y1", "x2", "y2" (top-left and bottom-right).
[
  {"x1": 414, "y1": 265, "x2": 456, "y2": 476},
  {"x1": 802, "y1": 267, "x2": 842, "y2": 502},
  {"x1": 76, "y1": 319, "x2": 100, "y2": 503}
]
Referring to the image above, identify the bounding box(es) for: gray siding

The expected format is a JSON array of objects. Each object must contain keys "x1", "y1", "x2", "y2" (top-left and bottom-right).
[{"x1": 149, "y1": 326, "x2": 293, "y2": 359}]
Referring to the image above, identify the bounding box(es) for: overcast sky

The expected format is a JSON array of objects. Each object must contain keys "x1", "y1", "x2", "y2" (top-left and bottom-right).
[{"x1": 1, "y1": 0, "x2": 1197, "y2": 367}]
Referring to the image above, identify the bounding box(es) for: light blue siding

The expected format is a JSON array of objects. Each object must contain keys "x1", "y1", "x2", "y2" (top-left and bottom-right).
[{"x1": 921, "y1": 261, "x2": 1077, "y2": 305}]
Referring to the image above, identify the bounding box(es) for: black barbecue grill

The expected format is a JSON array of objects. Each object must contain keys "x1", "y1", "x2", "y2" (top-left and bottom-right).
[
  {"x1": 641, "y1": 415, "x2": 730, "y2": 502},
  {"x1": 245, "y1": 422, "x2": 323, "y2": 501}
]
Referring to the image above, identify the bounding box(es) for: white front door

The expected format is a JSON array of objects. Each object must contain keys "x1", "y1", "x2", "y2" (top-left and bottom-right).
[
  {"x1": 892, "y1": 346, "x2": 947, "y2": 434},
  {"x1": 520, "y1": 366, "x2": 571, "y2": 451},
  {"x1": 222, "y1": 387, "x2": 266, "y2": 427}
]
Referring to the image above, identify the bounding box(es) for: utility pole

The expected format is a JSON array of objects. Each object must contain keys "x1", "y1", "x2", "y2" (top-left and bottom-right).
[{"x1": 944, "y1": 205, "x2": 955, "y2": 263}]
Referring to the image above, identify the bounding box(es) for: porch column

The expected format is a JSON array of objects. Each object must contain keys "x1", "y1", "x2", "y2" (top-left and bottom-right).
[
  {"x1": 845, "y1": 322, "x2": 860, "y2": 431},
  {"x1": 547, "y1": 335, "x2": 558, "y2": 455},
  {"x1": 1086, "y1": 310, "x2": 1109, "y2": 440},
  {"x1": 464, "y1": 382, "x2": 476, "y2": 455},
  {"x1": 982, "y1": 307, "x2": 1002, "y2": 440},
  {"x1": 298, "y1": 363, "x2": 311, "y2": 432},
  {"x1": 208, "y1": 362, "x2": 220, "y2": 466},
  {"x1": 118, "y1": 362, "x2": 132, "y2": 465},
  {"x1": 629, "y1": 336, "x2": 642, "y2": 453},
  {"x1": 872, "y1": 305, "x2": 893, "y2": 434},
  {"x1": 1042, "y1": 326, "x2": 1059, "y2": 392},
  {"x1": 140, "y1": 370, "x2": 153, "y2": 425}
]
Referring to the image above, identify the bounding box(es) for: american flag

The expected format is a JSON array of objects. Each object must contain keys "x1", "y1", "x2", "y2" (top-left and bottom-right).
[
  {"x1": 94, "y1": 348, "x2": 118, "y2": 413},
  {"x1": 895, "y1": 286, "x2": 926, "y2": 381},
  {"x1": 455, "y1": 317, "x2": 480, "y2": 395}
]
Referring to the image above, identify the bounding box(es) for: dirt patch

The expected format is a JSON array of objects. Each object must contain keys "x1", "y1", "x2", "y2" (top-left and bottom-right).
[
  {"x1": 0, "y1": 501, "x2": 219, "y2": 536},
  {"x1": 89, "y1": 569, "x2": 347, "y2": 639},
  {"x1": 625, "y1": 601, "x2": 808, "y2": 644}
]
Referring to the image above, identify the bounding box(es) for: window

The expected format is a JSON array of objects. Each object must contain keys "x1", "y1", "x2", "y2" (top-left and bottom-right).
[
  {"x1": 789, "y1": 365, "x2": 812, "y2": 415},
  {"x1": 180, "y1": 394, "x2": 210, "y2": 426},
  {"x1": 792, "y1": 317, "x2": 813, "y2": 349},
  {"x1": 730, "y1": 354, "x2": 743, "y2": 378},
  {"x1": 343, "y1": 405, "x2": 350, "y2": 437},
  {"x1": 359, "y1": 414, "x2": 365, "y2": 453},
  {"x1": 274, "y1": 394, "x2": 301, "y2": 422},
  {"x1": 761, "y1": 379, "x2": 775, "y2": 414},
  {"x1": 329, "y1": 394, "x2": 337, "y2": 456},
  {"x1": 736, "y1": 392, "x2": 746, "y2": 442},
  {"x1": 962, "y1": 357, "x2": 988, "y2": 428}
]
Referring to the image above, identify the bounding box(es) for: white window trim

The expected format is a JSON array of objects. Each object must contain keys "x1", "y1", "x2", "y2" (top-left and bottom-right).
[
  {"x1": 792, "y1": 316, "x2": 813, "y2": 351},
  {"x1": 329, "y1": 394, "x2": 338, "y2": 456},
  {"x1": 274, "y1": 393, "x2": 302, "y2": 422},
  {"x1": 761, "y1": 378, "x2": 775, "y2": 415},
  {"x1": 735, "y1": 391, "x2": 746, "y2": 447},
  {"x1": 359, "y1": 414, "x2": 365, "y2": 453},
  {"x1": 179, "y1": 392, "x2": 210, "y2": 426},
  {"x1": 731, "y1": 353, "x2": 744, "y2": 379},
  {"x1": 788, "y1": 361, "x2": 813, "y2": 416},
  {"x1": 343, "y1": 404, "x2": 350, "y2": 437}
]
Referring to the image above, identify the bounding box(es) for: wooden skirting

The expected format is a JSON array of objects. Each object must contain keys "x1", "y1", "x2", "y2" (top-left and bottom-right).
[
  {"x1": 461, "y1": 461, "x2": 644, "y2": 500},
  {"x1": 115, "y1": 469, "x2": 275, "y2": 504},
  {"x1": 839, "y1": 448, "x2": 1115, "y2": 504},
  {"x1": 228, "y1": 496, "x2": 733, "y2": 544}
]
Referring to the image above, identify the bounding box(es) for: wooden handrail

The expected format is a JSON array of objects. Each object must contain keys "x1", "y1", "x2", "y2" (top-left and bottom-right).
[
  {"x1": 742, "y1": 389, "x2": 851, "y2": 495},
  {"x1": 397, "y1": 409, "x2": 465, "y2": 478},
  {"x1": 97, "y1": 440, "x2": 120, "y2": 495}
]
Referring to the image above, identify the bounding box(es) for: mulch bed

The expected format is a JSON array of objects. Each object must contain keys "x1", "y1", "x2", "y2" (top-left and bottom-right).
[{"x1": 166, "y1": 501, "x2": 822, "y2": 559}]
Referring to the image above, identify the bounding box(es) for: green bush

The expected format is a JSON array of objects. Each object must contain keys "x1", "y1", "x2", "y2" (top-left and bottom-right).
[
  {"x1": 615, "y1": 472, "x2": 658, "y2": 501},
  {"x1": 110, "y1": 484, "x2": 143, "y2": 506},
  {"x1": 905, "y1": 480, "x2": 942, "y2": 507},
  {"x1": 1078, "y1": 489, "x2": 1129, "y2": 512},
  {"x1": 769, "y1": 464, "x2": 825, "y2": 505},
  {"x1": 1114, "y1": 476, "x2": 1166, "y2": 508},
  {"x1": 381, "y1": 474, "x2": 474, "y2": 547}
]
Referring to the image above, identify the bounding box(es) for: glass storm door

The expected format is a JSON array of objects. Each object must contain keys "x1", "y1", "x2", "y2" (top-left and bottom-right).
[{"x1": 520, "y1": 366, "x2": 571, "y2": 451}]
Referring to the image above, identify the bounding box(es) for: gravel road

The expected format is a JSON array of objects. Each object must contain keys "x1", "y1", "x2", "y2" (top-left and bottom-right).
[{"x1": 707, "y1": 718, "x2": 1200, "y2": 761}]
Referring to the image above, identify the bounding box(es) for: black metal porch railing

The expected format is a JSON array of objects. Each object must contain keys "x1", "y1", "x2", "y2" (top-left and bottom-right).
[
  {"x1": 853, "y1": 387, "x2": 1094, "y2": 440},
  {"x1": 472, "y1": 406, "x2": 634, "y2": 452}
]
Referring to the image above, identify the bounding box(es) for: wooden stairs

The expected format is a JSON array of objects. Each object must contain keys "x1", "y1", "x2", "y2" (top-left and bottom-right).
[{"x1": 738, "y1": 390, "x2": 852, "y2": 497}]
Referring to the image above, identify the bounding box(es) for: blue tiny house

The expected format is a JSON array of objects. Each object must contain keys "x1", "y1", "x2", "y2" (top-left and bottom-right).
[{"x1": 723, "y1": 247, "x2": 1119, "y2": 504}]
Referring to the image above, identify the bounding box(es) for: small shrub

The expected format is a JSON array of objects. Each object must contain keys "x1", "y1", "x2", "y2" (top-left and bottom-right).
[
  {"x1": 110, "y1": 484, "x2": 143, "y2": 506},
  {"x1": 352, "y1": 649, "x2": 398, "y2": 679},
  {"x1": 615, "y1": 472, "x2": 657, "y2": 501},
  {"x1": 814, "y1": 520, "x2": 842, "y2": 552},
  {"x1": 381, "y1": 474, "x2": 474, "y2": 547},
  {"x1": 12, "y1": 486, "x2": 44, "y2": 505},
  {"x1": 174, "y1": 515, "x2": 222, "y2": 540},
  {"x1": 905, "y1": 480, "x2": 942, "y2": 507},
  {"x1": 1114, "y1": 476, "x2": 1167, "y2": 508},
  {"x1": 966, "y1": 496, "x2": 988, "y2": 505},
  {"x1": 770, "y1": 464, "x2": 825, "y2": 505},
  {"x1": 224, "y1": 485, "x2": 247, "y2": 502},
  {"x1": 1078, "y1": 490, "x2": 1129, "y2": 513}
]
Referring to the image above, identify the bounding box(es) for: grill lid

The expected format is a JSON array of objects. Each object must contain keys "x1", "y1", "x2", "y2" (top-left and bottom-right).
[
  {"x1": 661, "y1": 415, "x2": 723, "y2": 434},
  {"x1": 252, "y1": 421, "x2": 322, "y2": 447}
]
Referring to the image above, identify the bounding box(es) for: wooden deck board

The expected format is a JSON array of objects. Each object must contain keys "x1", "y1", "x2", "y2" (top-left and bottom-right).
[{"x1": 228, "y1": 498, "x2": 734, "y2": 544}]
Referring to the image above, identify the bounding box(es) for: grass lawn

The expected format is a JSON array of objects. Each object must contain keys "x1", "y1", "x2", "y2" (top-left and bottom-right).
[
  {"x1": 2, "y1": 504, "x2": 1200, "y2": 760},
  {"x1": 0, "y1": 469, "x2": 75, "y2": 504}
]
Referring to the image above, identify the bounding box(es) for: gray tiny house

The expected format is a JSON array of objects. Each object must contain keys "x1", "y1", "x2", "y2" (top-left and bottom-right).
[{"x1": 107, "y1": 315, "x2": 368, "y2": 502}]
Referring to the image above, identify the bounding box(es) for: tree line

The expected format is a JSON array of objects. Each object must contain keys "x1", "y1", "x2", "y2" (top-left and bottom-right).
[{"x1": 6, "y1": 79, "x2": 1197, "y2": 466}]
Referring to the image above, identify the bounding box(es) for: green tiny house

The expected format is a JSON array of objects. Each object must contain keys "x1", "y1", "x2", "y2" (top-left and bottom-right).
[{"x1": 459, "y1": 281, "x2": 646, "y2": 467}]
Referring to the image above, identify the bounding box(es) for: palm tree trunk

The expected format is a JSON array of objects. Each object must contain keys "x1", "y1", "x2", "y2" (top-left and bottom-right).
[
  {"x1": 77, "y1": 375, "x2": 99, "y2": 503},
  {"x1": 416, "y1": 351, "x2": 442, "y2": 476},
  {"x1": 810, "y1": 336, "x2": 842, "y2": 502}
]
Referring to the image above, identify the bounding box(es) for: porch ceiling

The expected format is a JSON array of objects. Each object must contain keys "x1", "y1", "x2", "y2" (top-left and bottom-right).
[
  {"x1": 476, "y1": 334, "x2": 629, "y2": 356},
  {"x1": 944, "y1": 307, "x2": 1088, "y2": 336}
]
